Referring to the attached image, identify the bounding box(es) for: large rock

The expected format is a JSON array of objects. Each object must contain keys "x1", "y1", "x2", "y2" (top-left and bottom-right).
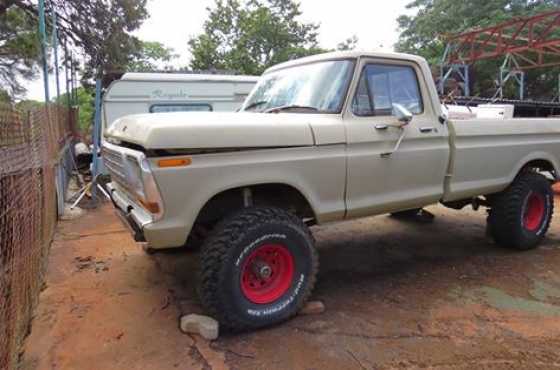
[
  {"x1": 299, "y1": 300, "x2": 325, "y2": 315},
  {"x1": 180, "y1": 314, "x2": 219, "y2": 340}
]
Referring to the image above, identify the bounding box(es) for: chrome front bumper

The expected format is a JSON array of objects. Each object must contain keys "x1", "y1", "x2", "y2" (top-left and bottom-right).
[{"x1": 107, "y1": 182, "x2": 152, "y2": 242}]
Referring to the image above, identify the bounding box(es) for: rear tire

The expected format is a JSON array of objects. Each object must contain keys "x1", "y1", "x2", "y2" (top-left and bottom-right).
[
  {"x1": 488, "y1": 171, "x2": 554, "y2": 250},
  {"x1": 198, "y1": 207, "x2": 318, "y2": 331}
]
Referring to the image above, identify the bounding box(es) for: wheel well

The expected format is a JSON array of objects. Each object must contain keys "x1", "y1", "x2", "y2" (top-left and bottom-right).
[
  {"x1": 522, "y1": 159, "x2": 557, "y2": 179},
  {"x1": 195, "y1": 184, "x2": 316, "y2": 228}
]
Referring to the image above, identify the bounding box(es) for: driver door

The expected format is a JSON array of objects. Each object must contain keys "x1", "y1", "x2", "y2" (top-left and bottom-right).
[{"x1": 345, "y1": 59, "x2": 450, "y2": 218}]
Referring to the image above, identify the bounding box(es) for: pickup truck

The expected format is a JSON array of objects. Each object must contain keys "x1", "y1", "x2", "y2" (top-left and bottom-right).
[{"x1": 103, "y1": 51, "x2": 559, "y2": 331}]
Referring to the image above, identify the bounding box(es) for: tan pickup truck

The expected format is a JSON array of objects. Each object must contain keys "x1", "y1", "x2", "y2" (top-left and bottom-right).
[{"x1": 103, "y1": 51, "x2": 560, "y2": 330}]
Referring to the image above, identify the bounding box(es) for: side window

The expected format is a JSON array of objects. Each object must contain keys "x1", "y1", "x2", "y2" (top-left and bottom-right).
[
  {"x1": 352, "y1": 64, "x2": 423, "y2": 116},
  {"x1": 150, "y1": 104, "x2": 213, "y2": 113},
  {"x1": 352, "y1": 72, "x2": 373, "y2": 115}
]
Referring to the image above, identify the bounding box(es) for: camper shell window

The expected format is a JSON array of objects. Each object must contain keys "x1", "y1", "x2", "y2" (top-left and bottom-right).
[{"x1": 149, "y1": 104, "x2": 213, "y2": 113}]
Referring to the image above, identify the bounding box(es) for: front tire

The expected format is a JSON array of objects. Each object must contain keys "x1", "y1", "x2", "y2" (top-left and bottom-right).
[
  {"x1": 488, "y1": 171, "x2": 554, "y2": 250},
  {"x1": 198, "y1": 207, "x2": 318, "y2": 331}
]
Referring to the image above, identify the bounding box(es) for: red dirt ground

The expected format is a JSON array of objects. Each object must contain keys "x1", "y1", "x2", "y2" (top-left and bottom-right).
[{"x1": 22, "y1": 200, "x2": 560, "y2": 369}]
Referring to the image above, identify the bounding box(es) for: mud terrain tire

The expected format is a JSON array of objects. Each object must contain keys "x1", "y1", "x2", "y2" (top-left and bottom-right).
[
  {"x1": 488, "y1": 171, "x2": 553, "y2": 250},
  {"x1": 198, "y1": 207, "x2": 318, "y2": 331}
]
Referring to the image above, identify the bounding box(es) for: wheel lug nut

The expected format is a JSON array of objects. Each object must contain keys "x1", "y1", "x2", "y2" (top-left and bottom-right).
[{"x1": 252, "y1": 259, "x2": 272, "y2": 279}]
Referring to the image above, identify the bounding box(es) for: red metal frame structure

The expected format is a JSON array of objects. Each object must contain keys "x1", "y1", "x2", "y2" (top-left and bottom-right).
[
  {"x1": 440, "y1": 10, "x2": 560, "y2": 99},
  {"x1": 446, "y1": 10, "x2": 560, "y2": 68}
]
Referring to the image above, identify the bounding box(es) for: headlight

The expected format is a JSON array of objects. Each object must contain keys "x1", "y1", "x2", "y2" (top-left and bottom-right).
[
  {"x1": 124, "y1": 155, "x2": 164, "y2": 221},
  {"x1": 125, "y1": 156, "x2": 144, "y2": 196}
]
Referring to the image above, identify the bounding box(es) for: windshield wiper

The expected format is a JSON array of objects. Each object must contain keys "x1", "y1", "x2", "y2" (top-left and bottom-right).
[
  {"x1": 243, "y1": 100, "x2": 268, "y2": 111},
  {"x1": 263, "y1": 105, "x2": 320, "y2": 113}
]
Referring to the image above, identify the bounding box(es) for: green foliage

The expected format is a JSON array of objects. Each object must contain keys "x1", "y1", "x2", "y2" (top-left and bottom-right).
[
  {"x1": 395, "y1": 0, "x2": 560, "y2": 99},
  {"x1": 0, "y1": 6, "x2": 40, "y2": 98},
  {"x1": 54, "y1": 87, "x2": 94, "y2": 132},
  {"x1": 0, "y1": 89, "x2": 12, "y2": 103},
  {"x1": 14, "y1": 98, "x2": 42, "y2": 112},
  {"x1": 337, "y1": 35, "x2": 359, "y2": 51},
  {"x1": 127, "y1": 41, "x2": 179, "y2": 72},
  {"x1": 188, "y1": 0, "x2": 328, "y2": 75},
  {"x1": 47, "y1": 0, "x2": 150, "y2": 87},
  {"x1": 1, "y1": 0, "x2": 151, "y2": 92}
]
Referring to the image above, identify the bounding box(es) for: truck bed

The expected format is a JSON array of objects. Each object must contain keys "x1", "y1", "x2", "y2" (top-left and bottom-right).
[{"x1": 445, "y1": 118, "x2": 560, "y2": 201}]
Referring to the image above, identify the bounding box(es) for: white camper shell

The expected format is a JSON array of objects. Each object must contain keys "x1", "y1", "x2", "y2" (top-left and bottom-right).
[
  {"x1": 102, "y1": 72, "x2": 259, "y2": 133},
  {"x1": 100, "y1": 72, "x2": 258, "y2": 175}
]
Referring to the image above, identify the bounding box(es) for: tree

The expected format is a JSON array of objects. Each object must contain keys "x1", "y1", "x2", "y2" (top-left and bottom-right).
[
  {"x1": 395, "y1": 0, "x2": 560, "y2": 98},
  {"x1": 54, "y1": 87, "x2": 94, "y2": 131},
  {"x1": 336, "y1": 35, "x2": 358, "y2": 51},
  {"x1": 0, "y1": 89, "x2": 12, "y2": 103},
  {"x1": 49, "y1": 0, "x2": 149, "y2": 87},
  {"x1": 0, "y1": 6, "x2": 40, "y2": 98},
  {"x1": 188, "y1": 0, "x2": 327, "y2": 75},
  {"x1": 127, "y1": 41, "x2": 178, "y2": 72},
  {"x1": 1, "y1": 0, "x2": 150, "y2": 92},
  {"x1": 14, "y1": 98, "x2": 42, "y2": 112}
]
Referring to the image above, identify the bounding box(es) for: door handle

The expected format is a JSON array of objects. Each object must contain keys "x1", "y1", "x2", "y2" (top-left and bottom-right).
[
  {"x1": 419, "y1": 126, "x2": 435, "y2": 133},
  {"x1": 374, "y1": 124, "x2": 389, "y2": 130}
]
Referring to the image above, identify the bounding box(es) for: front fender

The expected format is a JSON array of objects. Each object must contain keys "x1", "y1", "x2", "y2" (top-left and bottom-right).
[{"x1": 144, "y1": 145, "x2": 347, "y2": 249}]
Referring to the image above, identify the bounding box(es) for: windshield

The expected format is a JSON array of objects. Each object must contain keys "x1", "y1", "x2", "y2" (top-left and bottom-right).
[{"x1": 242, "y1": 59, "x2": 355, "y2": 113}]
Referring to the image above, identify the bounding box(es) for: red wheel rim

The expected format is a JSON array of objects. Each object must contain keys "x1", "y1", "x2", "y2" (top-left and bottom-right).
[
  {"x1": 523, "y1": 192, "x2": 546, "y2": 231},
  {"x1": 240, "y1": 244, "x2": 295, "y2": 304}
]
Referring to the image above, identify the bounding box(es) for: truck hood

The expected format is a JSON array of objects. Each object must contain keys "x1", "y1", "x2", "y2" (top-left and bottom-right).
[{"x1": 104, "y1": 111, "x2": 343, "y2": 149}]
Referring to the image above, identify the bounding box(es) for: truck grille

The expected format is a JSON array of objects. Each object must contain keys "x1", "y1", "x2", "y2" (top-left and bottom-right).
[{"x1": 102, "y1": 145, "x2": 134, "y2": 196}]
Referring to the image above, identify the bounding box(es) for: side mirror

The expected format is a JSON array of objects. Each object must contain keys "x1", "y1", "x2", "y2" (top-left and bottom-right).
[{"x1": 392, "y1": 103, "x2": 413, "y2": 126}]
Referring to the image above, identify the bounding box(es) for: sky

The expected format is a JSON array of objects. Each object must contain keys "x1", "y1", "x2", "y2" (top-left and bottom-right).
[{"x1": 24, "y1": 0, "x2": 412, "y2": 101}]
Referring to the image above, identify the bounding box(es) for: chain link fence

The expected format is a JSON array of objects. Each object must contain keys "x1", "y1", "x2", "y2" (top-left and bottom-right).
[{"x1": 0, "y1": 103, "x2": 77, "y2": 369}]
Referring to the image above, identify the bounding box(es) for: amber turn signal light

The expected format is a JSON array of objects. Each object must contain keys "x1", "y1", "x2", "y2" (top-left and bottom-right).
[
  {"x1": 157, "y1": 157, "x2": 192, "y2": 168},
  {"x1": 138, "y1": 198, "x2": 161, "y2": 214}
]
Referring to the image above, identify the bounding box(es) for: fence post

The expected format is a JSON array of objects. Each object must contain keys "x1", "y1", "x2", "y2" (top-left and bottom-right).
[
  {"x1": 52, "y1": 11, "x2": 61, "y2": 99},
  {"x1": 38, "y1": 0, "x2": 50, "y2": 103},
  {"x1": 91, "y1": 78, "x2": 102, "y2": 201}
]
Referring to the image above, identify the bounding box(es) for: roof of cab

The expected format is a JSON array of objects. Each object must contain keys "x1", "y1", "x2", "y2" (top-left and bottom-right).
[
  {"x1": 265, "y1": 50, "x2": 427, "y2": 74},
  {"x1": 120, "y1": 72, "x2": 260, "y2": 83}
]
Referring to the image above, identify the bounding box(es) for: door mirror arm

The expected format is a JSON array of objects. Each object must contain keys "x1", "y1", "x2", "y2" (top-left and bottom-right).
[
  {"x1": 380, "y1": 127, "x2": 406, "y2": 158},
  {"x1": 381, "y1": 103, "x2": 413, "y2": 158}
]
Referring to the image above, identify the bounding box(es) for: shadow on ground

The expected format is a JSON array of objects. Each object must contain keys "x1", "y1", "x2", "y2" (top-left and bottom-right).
[{"x1": 23, "y1": 201, "x2": 560, "y2": 370}]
